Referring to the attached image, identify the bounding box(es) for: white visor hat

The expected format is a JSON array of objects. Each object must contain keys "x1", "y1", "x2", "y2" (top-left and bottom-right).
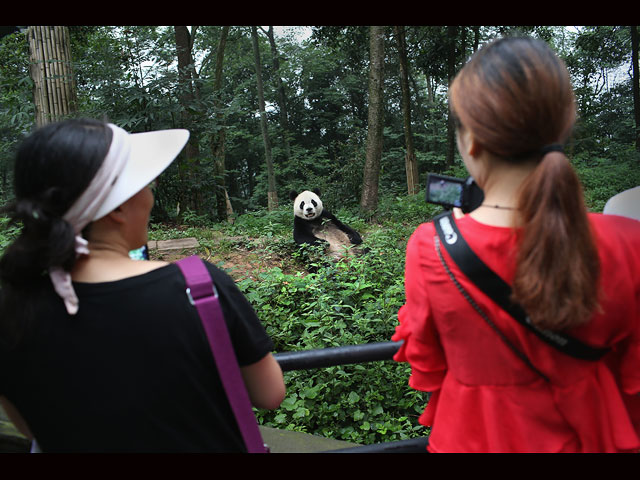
[
  {"x1": 50, "y1": 123, "x2": 189, "y2": 316},
  {"x1": 93, "y1": 126, "x2": 190, "y2": 220}
]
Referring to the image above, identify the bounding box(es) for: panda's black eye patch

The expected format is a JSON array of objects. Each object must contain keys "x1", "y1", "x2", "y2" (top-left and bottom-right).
[
  {"x1": 300, "y1": 201, "x2": 305, "y2": 210},
  {"x1": 311, "y1": 200, "x2": 317, "y2": 207}
]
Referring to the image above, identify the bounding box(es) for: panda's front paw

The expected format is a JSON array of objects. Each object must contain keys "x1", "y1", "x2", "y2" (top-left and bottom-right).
[{"x1": 349, "y1": 234, "x2": 362, "y2": 245}]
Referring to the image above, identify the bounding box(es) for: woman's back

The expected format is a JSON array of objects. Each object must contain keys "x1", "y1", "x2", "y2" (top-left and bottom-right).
[
  {"x1": 0, "y1": 118, "x2": 284, "y2": 452},
  {"x1": 394, "y1": 212, "x2": 640, "y2": 452},
  {"x1": 0, "y1": 261, "x2": 273, "y2": 452}
]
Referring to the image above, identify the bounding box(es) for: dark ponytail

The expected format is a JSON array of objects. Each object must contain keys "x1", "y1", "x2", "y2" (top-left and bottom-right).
[
  {"x1": 0, "y1": 118, "x2": 112, "y2": 346},
  {"x1": 449, "y1": 36, "x2": 600, "y2": 330}
]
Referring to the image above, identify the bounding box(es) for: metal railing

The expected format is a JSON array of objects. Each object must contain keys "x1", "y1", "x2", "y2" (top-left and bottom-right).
[
  {"x1": 273, "y1": 340, "x2": 430, "y2": 453},
  {"x1": 273, "y1": 340, "x2": 403, "y2": 372}
]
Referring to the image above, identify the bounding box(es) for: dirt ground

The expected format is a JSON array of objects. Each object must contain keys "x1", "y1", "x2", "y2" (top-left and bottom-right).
[{"x1": 148, "y1": 239, "x2": 298, "y2": 282}]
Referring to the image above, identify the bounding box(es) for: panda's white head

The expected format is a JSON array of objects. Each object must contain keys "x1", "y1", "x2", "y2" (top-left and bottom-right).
[{"x1": 290, "y1": 189, "x2": 323, "y2": 221}]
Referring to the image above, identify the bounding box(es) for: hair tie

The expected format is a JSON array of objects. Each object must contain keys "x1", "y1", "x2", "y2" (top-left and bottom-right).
[{"x1": 540, "y1": 143, "x2": 564, "y2": 155}]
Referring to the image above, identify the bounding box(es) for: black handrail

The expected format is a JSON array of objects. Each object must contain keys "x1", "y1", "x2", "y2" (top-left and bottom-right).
[
  {"x1": 273, "y1": 340, "x2": 429, "y2": 453},
  {"x1": 273, "y1": 341, "x2": 403, "y2": 372}
]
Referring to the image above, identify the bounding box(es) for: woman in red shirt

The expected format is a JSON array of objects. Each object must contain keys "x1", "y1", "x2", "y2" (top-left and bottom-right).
[{"x1": 392, "y1": 36, "x2": 640, "y2": 452}]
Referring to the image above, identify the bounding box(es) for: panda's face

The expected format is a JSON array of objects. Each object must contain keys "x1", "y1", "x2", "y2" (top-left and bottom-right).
[{"x1": 293, "y1": 190, "x2": 323, "y2": 220}]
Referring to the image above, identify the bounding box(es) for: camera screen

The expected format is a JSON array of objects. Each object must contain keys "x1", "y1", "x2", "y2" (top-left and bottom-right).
[{"x1": 428, "y1": 177, "x2": 463, "y2": 207}]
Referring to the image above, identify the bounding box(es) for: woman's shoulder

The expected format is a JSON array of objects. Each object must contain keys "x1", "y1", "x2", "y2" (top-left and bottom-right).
[
  {"x1": 589, "y1": 213, "x2": 640, "y2": 271},
  {"x1": 590, "y1": 211, "x2": 640, "y2": 230},
  {"x1": 410, "y1": 213, "x2": 514, "y2": 244},
  {"x1": 589, "y1": 213, "x2": 640, "y2": 247}
]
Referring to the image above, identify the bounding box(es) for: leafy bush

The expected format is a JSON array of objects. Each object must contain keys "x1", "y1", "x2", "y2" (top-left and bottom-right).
[
  {"x1": 237, "y1": 244, "x2": 430, "y2": 444},
  {"x1": 219, "y1": 195, "x2": 435, "y2": 445},
  {"x1": 572, "y1": 150, "x2": 640, "y2": 212},
  {"x1": 0, "y1": 217, "x2": 21, "y2": 253}
]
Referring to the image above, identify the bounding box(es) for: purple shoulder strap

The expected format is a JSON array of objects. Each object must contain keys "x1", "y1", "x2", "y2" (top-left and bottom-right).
[{"x1": 176, "y1": 255, "x2": 267, "y2": 453}]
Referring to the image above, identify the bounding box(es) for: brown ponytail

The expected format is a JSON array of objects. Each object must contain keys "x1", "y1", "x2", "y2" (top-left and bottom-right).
[
  {"x1": 449, "y1": 36, "x2": 600, "y2": 330},
  {"x1": 513, "y1": 151, "x2": 600, "y2": 329}
]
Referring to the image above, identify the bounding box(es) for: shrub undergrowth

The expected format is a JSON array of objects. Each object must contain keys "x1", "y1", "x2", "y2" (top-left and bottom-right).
[{"x1": 231, "y1": 197, "x2": 435, "y2": 444}]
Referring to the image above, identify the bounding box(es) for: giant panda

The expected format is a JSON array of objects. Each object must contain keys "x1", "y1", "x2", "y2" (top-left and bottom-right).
[{"x1": 290, "y1": 189, "x2": 363, "y2": 260}]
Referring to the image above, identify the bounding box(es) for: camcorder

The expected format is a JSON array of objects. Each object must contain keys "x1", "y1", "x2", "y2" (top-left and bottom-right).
[{"x1": 426, "y1": 173, "x2": 484, "y2": 213}]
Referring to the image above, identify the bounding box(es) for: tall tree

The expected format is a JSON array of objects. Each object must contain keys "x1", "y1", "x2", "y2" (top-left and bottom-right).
[
  {"x1": 445, "y1": 26, "x2": 458, "y2": 166},
  {"x1": 632, "y1": 25, "x2": 640, "y2": 153},
  {"x1": 394, "y1": 26, "x2": 419, "y2": 196},
  {"x1": 360, "y1": 26, "x2": 385, "y2": 214},
  {"x1": 260, "y1": 26, "x2": 292, "y2": 164},
  {"x1": 209, "y1": 26, "x2": 234, "y2": 221},
  {"x1": 251, "y1": 26, "x2": 278, "y2": 210},
  {"x1": 28, "y1": 26, "x2": 77, "y2": 126},
  {"x1": 174, "y1": 26, "x2": 202, "y2": 213}
]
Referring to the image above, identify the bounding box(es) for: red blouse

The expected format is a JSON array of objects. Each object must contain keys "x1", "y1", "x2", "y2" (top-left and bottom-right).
[{"x1": 392, "y1": 213, "x2": 640, "y2": 453}]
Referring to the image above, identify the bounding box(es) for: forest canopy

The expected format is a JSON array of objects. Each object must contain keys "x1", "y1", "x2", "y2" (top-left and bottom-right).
[{"x1": 1, "y1": 25, "x2": 639, "y2": 221}]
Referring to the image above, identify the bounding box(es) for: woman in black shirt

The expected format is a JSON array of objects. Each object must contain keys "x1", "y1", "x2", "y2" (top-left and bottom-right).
[{"x1": 0, "y1": 118, "x2": 284, "y2": 452}]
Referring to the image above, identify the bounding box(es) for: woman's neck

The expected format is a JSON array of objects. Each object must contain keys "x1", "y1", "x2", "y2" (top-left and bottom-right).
[
  {"x1": 469, "y1": 158, "x2": 537, "y2": 227},
  {"x1": 71, "y1": 241, "x2": 166, "y2": 283}
]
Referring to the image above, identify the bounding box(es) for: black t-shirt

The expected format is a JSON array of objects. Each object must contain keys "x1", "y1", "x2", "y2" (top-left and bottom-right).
[{"x1": 0, "y1": 261, "x2": 273, "y2": 452}]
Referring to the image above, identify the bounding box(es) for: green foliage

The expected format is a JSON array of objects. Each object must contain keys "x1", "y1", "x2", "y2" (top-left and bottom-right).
[
  {"x1": 2, "y1": 26, "x2": 638, "y2": 218},
  {"x1": 0, "y1": 30, "x2": 33, "y2": 200},
  {"x1": 227, "y1": 197, "x2": 431, "y2": 444},
  {"x1": 0, "y1": 217, "x2": 21, "y2": 253},
  {"x1": 573, "y1": 149, "x2": 640, "y2": 212}
]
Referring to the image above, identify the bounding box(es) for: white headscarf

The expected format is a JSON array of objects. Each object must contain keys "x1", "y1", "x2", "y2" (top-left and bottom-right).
[{"x1": 49, "y1": 124, "x2": 130, "y2": 315}]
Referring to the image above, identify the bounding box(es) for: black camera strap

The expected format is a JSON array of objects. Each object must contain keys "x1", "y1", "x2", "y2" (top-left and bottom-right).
[{"x1": 433, "y1": 211, "x2": 610, "y2": 361}]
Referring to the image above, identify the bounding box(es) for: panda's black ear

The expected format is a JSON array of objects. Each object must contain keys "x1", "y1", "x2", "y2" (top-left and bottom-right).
[
  {"x1": 313, "y1": 188, "x2": 321, "y2": 196},
  {"x1": 289, "y1": 190, "x2": 298, "y2": 201}
]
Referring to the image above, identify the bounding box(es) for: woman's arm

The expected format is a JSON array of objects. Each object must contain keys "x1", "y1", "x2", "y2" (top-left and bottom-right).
[{"x1": 240, "y1": 353, "x2": 286, "y2": 410}]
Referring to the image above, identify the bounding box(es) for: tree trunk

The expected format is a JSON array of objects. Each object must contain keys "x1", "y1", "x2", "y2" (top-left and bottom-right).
[
  {"x1": 263, "y1": 26, "x2": 292, "y2": 164},
  {"x1": 251, "y1": 26, "x2": 278, "y2": 211},
  {"x1": 445, "y1": 26, "x2": 458, "y2": 167},
  {"x1": 209, "y1": 26, "x2": 233, "y2": 222},
  {"x1": 28, "y1": 26, "x2": 77, "y2": 126},
  {"x1": 395, "y1": 26, "x2": 419, "y2": 196},
  {"x1": 174, "y1": 26, "x2": 201, "y2": 213},
  {"x1": 472, "y1": 26, "x2": 480, "y2": 53},
  {"x1": 631, "y1": 25, "x2": 640, "y2": 153},
  {"x1": 360, "y1": 26, "x2": 385, "y2": 214}
]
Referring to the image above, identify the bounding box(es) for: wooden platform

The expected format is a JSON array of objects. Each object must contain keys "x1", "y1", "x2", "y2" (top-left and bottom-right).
[{"x1": 147, "y1": 238, "x2": 199, "y2": 251}]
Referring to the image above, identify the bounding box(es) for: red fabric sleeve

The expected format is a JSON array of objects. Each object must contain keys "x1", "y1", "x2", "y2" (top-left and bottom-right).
[{"x1": 392, "y1": 225, "x2": 447, "y2": 394}]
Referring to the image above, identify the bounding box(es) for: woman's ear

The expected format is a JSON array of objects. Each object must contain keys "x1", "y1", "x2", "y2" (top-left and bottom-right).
[
  {"x1": 104, "y1": 205, "x2": 126, "y2": 225},
  {"x1": 461, "y1": 129, "x2": 483, "y2": 158}
]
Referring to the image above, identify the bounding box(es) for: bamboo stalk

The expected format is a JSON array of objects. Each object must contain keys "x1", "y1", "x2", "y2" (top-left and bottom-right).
[
  {"x1": 52, "y1": 27, "x2": 67, "y2": 117},
  {"x1": 27, "y1": 27, "x2": 39, "y2": 125},
  {"x1": 57, "y1": 27, "x2": 71, "y2": 116},
  {"x1": 28, "y1": 27, "x2": 39, "y2": 125},
  {"x1": 53, "y1": 27, "x2": 66, "y2": 118},
  {"x1": 43, "y1": 26, "x2": 61, "y2": 121},
  {"x1": 28, "y1": 26, "x2": 77, "y2": 125},
  {"x1": 29, "y1": 26, "x2": 48, "y2": 126},
  {"x1": 61, "y1": 26, "x2": 76, "y2": 113},
  {"x1": 40, "y1": 26, "x2": 56, "y2": 123}
]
